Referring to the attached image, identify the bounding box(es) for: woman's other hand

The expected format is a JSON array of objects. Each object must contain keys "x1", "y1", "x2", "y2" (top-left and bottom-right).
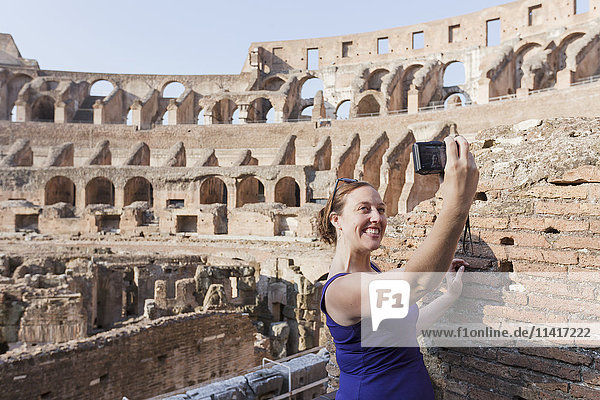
[{"x1": 445, "y1": 258, "x2": 467, "y2": 299}]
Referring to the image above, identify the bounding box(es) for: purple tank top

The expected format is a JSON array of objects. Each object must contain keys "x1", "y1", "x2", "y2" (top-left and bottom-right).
[{"x1": 320, "y1": 263, "x2": 434, "y2": 399}]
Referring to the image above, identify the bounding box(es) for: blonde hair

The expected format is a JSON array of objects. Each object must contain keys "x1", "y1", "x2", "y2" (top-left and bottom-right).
[{"x1": 317, "y1": 180, "x2": 374, "y2": 245}]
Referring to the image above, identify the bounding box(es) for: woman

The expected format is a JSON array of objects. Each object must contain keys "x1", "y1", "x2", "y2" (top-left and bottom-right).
[{"x1": 318, "y1": 135, "x2": 478, "y2": 399}]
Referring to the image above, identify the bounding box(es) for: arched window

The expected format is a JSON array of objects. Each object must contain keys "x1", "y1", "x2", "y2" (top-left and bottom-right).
[
  {"x1": 275, "y1": 177, "x2": 300, "y2": 207},
  {"x1": 197, "y1": 109, "x2": 205, "y2": 125},
  {"x1": 124, "y1": 177, "x2": 153, "y2": 206},
  {"x1": 212, "y1": 99, "x2": 236, "y2": 124},
  {"x1": 236, "y1": 177, "x2": 265, "y2": 207},
  {"x1": 90, "y1": 80, "x2": 115, "y2": 97},
  {"x1": 161, "y1": 110, "x2": 169, "y2": 126},
  {"x1": 31, "y1": 96, "x2": 55, "y2": 122},
  {"x1": 248, "y1": 98, "x2": 273, "y2": 123},
  {"x1": 266, "y1": 108, "x2": 275, "y2": 123},
  {"x1": 126, "y1": 109, "x2": 133, "y2": 125},
  {"x1": 301, "y1": 106, "x2": 313, "y2": 120},
  {"x1": 365, "y1": 69, "x2": 389, "y2": 91},
  {"x1": 300, "y1": 77, "x2": 324, "y2": 99},
  {"x1": 162, "y1": 82, "x2": 185, "y2": 99},
  {"x1": 200, "y1": 177, "x2": 227, "y2": 204},
  {"x1": 85, "y1": 177, "x2": 115, "y2": 206},
  {"x1": 443, "y1": 62, "x2": 466, "y2": 87},
  {"x1": 45, "y1": 176, "x2": 76, "y2": 206},
  {"x1": 356, "y1": 95, "x2": 380, "y2": 117},
  {"x1": 336, "y1": 100, "x2": 351, "y2": 120}
]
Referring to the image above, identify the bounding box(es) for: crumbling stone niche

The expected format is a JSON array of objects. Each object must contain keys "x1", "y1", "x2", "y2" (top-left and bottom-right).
[
  {"x1": 30, "y1": 95, "x2": 54, "y2": 122},
  {"x1": 199, "y1": 176, "x2": 227, "y2": 204},
  {"x1": 44, "y1": 175, "x2": 75, "y2": 206},
  {"x1": 274, "y1": 176, "x2": 300, "y2": 207},
  {"x1": 237, "y1": 176, "x2": 265, "y2": 207},
  {"x1": 123, "y1": 176, "x2": 153, "y2": 206},
  {"x1": 85, "y1": 177, "x2": 115, "y2": 206}
]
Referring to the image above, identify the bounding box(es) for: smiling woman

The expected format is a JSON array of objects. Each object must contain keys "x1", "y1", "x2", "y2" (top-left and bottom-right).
[{"x1": 316, "y1": 135, "x2": 479, "y2": 399}]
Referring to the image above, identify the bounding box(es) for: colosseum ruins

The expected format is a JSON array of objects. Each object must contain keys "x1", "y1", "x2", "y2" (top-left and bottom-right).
[{"x1": 2, "y1": 0, "x2": 600, "y2": 399}]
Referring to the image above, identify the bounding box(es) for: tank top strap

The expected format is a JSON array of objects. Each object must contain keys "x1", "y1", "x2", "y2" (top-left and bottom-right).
[
  {"x1": 370, "y1": 261, "x2": 382, "y2": 273},
  {"x1": 320, "y1": 272, "x2": 350, "y2": 316}
]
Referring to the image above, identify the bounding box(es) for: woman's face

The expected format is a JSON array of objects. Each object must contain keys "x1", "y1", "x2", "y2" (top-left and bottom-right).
[{"x1": 334, "y1": 186, "x2": 387, "y2": 253}]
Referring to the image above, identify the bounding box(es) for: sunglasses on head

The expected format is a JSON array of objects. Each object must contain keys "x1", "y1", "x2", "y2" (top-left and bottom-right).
[{"x1": 332, "y1": 178, "x2": 358, "y2": 200}]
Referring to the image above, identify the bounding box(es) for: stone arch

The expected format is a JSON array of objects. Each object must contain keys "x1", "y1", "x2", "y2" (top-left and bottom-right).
[
  {"x1": 364, "y1": 69, "x2": 389, "y2": 91},
  {"x1": 262, "y1": 76, "x2": 285, "y2": 91},
  {"x1": 275, "y1": 177, "x2": 300, "y2": 207},
  {"x1": 443, "y1": 93, "x2": 466, "y2": 108},
  {"x1": 401, "y1": 64, "x2": 423, "y2": 110},
  {"x1": 31, "y1": 95, "x2": 55, "y2": 122},
  {"x1": 197, "y1": 108, "x2": 205, "y2": 125},
  {"x1": 356, "y1": 94, "x2": 380, "y2": 116},
  {"x1": 212, "y1": 99, "x2": 237, "y2": 124},
  {"x1": 45, "y1": 176, "x2": 75, "y2": 206},
  {"x1": 247, "y1": 97, "x2": 273, "y2": 122},
  {"x1": 236, "y1": 176, "x2": 265, "y2": 207},
  {"x1": 514, "y1": 42, "x2": 541, "y2": 90},
  {"x1": 161, "y1": 81, "x2": 186, "y2": 99},
  {"x1": 200, "y1": 177, "x2": 228, "y2": 204},
  {"x1": 336, "y1": 100, "x2": 351, "y2": 120},
  {"x1": 556, "y1": 32, "x2": 586, "y2": 71},
  {"x1": 300, "y1": 105, "x2": 313, "y2": 120},
  {"x1": 443, "y1": 61, "x2": 466, "y2": 87},
  {"x1": 300, "y1": 76, "x2": 324, "y2": 99},
  {"x1": 85, "y1": 177, "x2": 115, "y2": 206},
  {"x1": 89, "y1": 79, "x2": 115, "y2": 97},
  {"x1": 124, "y1": 176, "x2": 153, "y2": 207},
  {"x1": 3, "y1": 73, "x2": 32, "y2": 120}
]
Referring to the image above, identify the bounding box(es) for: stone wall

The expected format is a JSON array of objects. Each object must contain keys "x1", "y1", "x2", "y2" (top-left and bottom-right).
[
  {"x1": 362, "y1": 117, "x2": 600, "y2": 399},
  {"x1": 0, "y1": 312, "x2": 256, "y2": 400}
]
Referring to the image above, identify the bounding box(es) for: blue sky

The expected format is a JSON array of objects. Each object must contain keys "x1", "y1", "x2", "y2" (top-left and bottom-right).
[{"x1": 1, "y1": 0, "x2": 511, "y2": 75}]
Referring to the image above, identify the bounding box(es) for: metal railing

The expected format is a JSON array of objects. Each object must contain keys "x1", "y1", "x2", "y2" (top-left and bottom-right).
[
  {"x1": 572, "y1": 74, "x2": 600, "y2": 86},
  {"x1": 488, "y1": 93, "x2": 517, "y2": 102},
  {"x1": 528, "y1": 87, "x2": 555, "y2": 95},
  {"x1": 355, "y1": 112, "x2": 380, "y2": 118}
]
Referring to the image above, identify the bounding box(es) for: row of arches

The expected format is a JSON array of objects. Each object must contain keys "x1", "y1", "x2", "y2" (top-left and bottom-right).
[
  {"x1": 4, "y1": 28, "x2": 597, "y2": 124},
  {"x1": 44, "y1": 175, "x2": 301, "y2": 208}
]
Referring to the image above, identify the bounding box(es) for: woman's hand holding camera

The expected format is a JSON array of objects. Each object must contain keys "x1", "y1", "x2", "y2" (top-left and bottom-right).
[{"x1": 439, "y1": 135, "x2": 479, "y2": 216}]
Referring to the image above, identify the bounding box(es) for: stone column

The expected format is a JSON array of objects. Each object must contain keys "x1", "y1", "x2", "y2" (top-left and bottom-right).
[
  {"x1": 130, "y1": 100, "x2": 142, "y2": 130},
  {"x1": 14, "y1": 99, "x2": 29, "y2": 122},
  {"x1": 204, "y1": 109, "x2": 214, "y2": 125},
  {"x1": 477, "y1": 78, "x2": 490, "y2": 104},
  {"x1": 264, "y1": 181, "x2": 276, "y2": 203},
  {"x1": 167, "y1": 99, "x2": 178, "y2": 125},
  {"x1": 114, "y1": 187, "x2": 124, "y2": 208},
  {"x1": 93, "y1": 100, "x2": 104, "y2": 125},
  {"x1": 556, "y1": 69, "x2": 574, "y2": 90},
  {"x1": 54, "y1": 101, "x2": 67, "y2": 123},
  {"x1": 237, "y1": 103, "x2": 250, "y2": 124},
  {"x1": 76, "y1": 185, "x2": 86, "y2": 210},
  {"x1": 407, "y1": 87, "x2": 420, "y2": 114}
]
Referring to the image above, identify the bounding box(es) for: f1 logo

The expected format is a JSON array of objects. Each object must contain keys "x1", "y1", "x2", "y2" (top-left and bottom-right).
[{"x1": 369, "y1": 279, "x2": 410, "y2": 331}]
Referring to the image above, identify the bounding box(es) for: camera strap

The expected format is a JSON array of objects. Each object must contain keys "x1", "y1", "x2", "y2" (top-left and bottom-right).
[{"x1": 462, "y1": 215, "x2": 472, "y2": 255}]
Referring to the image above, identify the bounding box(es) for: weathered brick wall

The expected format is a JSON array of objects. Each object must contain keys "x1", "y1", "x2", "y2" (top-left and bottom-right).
[
  {"x1": 368, "y1": 118, "x2": 600, "y2": 399},
  {"x1": 2, "y1": 80, "x2": 600, "y2": 156},
  {"x1": 0, "y1": 312, "x2": 255, "y2": 400}
]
